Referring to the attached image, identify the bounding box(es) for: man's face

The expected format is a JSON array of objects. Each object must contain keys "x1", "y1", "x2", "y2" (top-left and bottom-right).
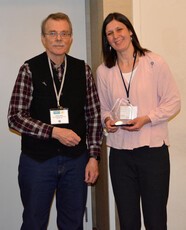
[{"x1": 41, "y1": 18, "x2": 72, "y2": 58}]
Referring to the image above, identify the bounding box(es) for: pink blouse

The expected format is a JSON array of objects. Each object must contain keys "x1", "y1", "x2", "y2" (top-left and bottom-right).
[{"x1": 96, "y1": 52, "x2": 181, "y2": 150}]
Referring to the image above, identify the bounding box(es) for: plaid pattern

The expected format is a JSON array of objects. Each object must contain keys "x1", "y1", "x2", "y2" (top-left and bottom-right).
[
  {"x1": 52, "y1": 60, "x2": 64, "y2": 82},
  {"x1": 8, "y1": 62, "x2": 102, "y2": 157},
  {"x1": 85, "y1": 64, "x2": 103, "y2": 157}
]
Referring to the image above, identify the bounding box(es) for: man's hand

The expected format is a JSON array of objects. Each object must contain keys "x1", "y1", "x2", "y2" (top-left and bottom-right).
[
  {"x1": 85, "y1": 158, "x2": 99, "y2": 184},
  {"x1": 52, "y1": 127, "x2": 81, "y2": 146}
]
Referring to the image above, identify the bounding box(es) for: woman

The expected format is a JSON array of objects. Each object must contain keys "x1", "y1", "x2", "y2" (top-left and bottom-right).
[{"x1": 96, "y1": 12, "x2": 181, "y2": 230}]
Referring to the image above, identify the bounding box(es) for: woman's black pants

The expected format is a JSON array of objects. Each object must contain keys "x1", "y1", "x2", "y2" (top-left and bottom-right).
[{"x1": 109, "y1": 145, "x2": 170, "y2": 230}]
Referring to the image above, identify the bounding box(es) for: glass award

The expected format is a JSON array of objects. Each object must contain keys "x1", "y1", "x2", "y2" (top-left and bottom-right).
[{"x1": 110, "y1": 98, "x2": 137, "y2": 126}]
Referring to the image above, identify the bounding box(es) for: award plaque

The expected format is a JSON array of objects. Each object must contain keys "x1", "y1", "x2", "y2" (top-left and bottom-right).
[{"x1": 111, "y1": 98, "x2": 137, "y2": 126}]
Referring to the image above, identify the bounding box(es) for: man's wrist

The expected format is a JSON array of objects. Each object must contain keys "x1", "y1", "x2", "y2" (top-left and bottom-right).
[{"x1": 89, "y1": 155, "x2": 100, "y2": 162}]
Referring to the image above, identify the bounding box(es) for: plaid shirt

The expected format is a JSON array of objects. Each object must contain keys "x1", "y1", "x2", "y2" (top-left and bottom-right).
[{"x1": 8, "y1": 61, "x2": 103, "y2": 157}]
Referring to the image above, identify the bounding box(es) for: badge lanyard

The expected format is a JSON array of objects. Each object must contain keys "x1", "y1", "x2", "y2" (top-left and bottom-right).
[
  {"x1": 118, "y1": 52, "x2": 137, "y2": 104},
  {"x1": 48, "y1": 56, "x2": 67, "y2": 108}
]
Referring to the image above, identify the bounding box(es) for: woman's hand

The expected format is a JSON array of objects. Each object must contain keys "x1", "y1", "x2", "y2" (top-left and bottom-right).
[
  {"x1": 121, "y1": 115, "x2": 151, "y2": 131},
  {"x1": 105, "y1": 117, "x2": 118, "y2": 133}
]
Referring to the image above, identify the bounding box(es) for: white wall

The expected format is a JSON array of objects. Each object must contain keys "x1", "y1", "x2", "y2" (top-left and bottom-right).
[
  {"x1": 133, "y1": 0, "x2": 186, "y2": 229},
  {"x1": 0, "y1": 0, "x2": 87, "y2": 229}
]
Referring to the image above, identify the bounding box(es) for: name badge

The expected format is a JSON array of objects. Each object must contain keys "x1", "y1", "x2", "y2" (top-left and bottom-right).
[
  {"x1": 50, "y1": 108, "x2": 69, "y2": 125},
  {"x1": 120, "y1": 105, "x2": 138, "y2": 120}
]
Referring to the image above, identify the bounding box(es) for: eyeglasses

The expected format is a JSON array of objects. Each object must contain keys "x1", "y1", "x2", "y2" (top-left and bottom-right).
[{"x1": 44, "y1": 31, "x2": 71, "y2": 39}]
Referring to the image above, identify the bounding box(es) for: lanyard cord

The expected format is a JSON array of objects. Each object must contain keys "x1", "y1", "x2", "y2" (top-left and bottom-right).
[
  {"x1": 118, "y1": 52, "x2": 137, "y2": 103},
  {"x1": 48, "y1": 56, "x2": 67, "y2": 108}
]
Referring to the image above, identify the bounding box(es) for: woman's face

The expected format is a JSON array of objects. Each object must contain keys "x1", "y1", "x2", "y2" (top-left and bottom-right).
[{"x1": 105, "y1": 19, "x2": 133, "y2": 53}]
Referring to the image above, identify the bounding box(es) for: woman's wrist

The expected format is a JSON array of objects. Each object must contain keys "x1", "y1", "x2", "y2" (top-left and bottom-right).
[{"x1": 104, "y1": 117, "x2": 111, "y2": 125}]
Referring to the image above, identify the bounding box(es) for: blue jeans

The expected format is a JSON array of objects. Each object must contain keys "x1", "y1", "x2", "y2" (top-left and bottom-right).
[{"x1": 18, "y1": 152, "x2": 88, "y2": 230}]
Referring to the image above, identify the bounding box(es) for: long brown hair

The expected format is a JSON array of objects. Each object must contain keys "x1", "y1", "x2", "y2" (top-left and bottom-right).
[{"x1": 102, "y1": 12, "x2": 149, "y2": 68}]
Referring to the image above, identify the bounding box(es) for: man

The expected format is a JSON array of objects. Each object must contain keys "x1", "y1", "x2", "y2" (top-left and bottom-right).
[{"x1": 8, "y1": 12, "x2": 102, "y2": 230}]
